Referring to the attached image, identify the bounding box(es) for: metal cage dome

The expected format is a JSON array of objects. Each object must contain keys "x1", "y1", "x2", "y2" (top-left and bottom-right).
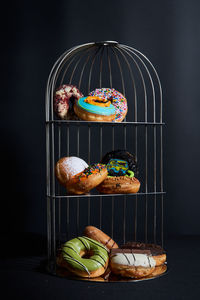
[{"x1": 45, "y1": 41, "x2": 166, "y2": 282}]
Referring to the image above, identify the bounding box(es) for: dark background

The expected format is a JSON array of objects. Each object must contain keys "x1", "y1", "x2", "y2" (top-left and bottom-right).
[
  {"x1": 1, "y1": 0, "x2": 200, "y2": 244},
  {"x1": 1, "y1": 0, "x2": 200, "y2": 299}
]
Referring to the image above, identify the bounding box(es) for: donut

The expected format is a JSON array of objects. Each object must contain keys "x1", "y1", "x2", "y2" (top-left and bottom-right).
[
  {"x1": 121, "y1": 241, "x2": 167, "y2": 267},
  {"x1": 89, "y1": 88, "x2": 128, "y2": 122},
  {"x1": 54, "y1": 84, "x2": 83, "y2": 120},
  {"x1": 96, "y1": 150, "x2": 140, "y2": 194},
  {"x1": 55, "y1": 156, "x2": 88, "y2": 186},
  {"x1": 74, "y1": 96, "x2": 116, "y2": 122},
  {"x1": 83, "y1": 226, "x2": 118, "y2": 251},
  {"x1": 109, "y1": 248, "x2": 156, "y2": 278},
  {"x1": 66, "y1": 163, "x2": 107, "y2": 195},
  {"x1": 97, "y1": 176, "x2": 140, "y2": 194},
  {"x1": 57, "y1": 236, "x2": 109, "y2": 278},
  {"x1": 100, "y1": 150, "x2": 138, "y2": 176}
]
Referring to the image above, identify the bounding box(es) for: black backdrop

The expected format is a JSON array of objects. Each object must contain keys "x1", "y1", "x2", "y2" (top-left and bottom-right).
[{"x1": 1, "y1": 0, "x2": 200, "y2": 240}]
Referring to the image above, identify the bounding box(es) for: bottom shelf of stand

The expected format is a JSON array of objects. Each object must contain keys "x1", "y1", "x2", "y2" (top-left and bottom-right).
[{"x1": 47, "y1": 260, "x2": 168, "y2": 282}]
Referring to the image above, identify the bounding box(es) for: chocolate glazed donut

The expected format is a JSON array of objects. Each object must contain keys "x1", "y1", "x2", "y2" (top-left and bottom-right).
[
  {"x1": 121, "y1": 242, "x2": 167, "y2": 266},
  {"x1": 97, "y1": 150, "x2": 140, "y2": 194},
  {"x1": 100, "y1": 150, "x2": 138, "y2": 177}
]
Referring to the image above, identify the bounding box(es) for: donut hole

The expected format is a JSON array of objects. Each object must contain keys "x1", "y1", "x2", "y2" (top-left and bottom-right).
[
  {"x1": 68, "y1": 96, "x2": 77, "y2": 112},
  {"x1": 80, "y1": 250, "x2": 94, "y2": 259}
]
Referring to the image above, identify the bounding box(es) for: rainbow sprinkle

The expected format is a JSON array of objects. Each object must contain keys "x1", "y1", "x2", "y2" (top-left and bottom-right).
[{"x1": 89, "y1": 88, "x2": 128, "y2": 122}]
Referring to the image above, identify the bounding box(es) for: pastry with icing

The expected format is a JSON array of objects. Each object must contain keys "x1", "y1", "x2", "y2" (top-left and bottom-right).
[
  {"x1": 74, "y1": 96, "x2": 116, "y2": 122},
  {"x1": 83, "y1": 226, "x2": 118, "y2": 251},
  {"x1": 55, "y1": 156, "x2": 88, "y2": 186},
  {"x1": 89, "y1": 88, "x2": 128, "y2": 122},
  {"x1": 66, "y1": 163, "x2": 107, "y2": 195},
  {"x1": 96, "y1": 150, "x2": 140, "y2": 194},
  {"x1": 109, "y1": 248, "x2": 156, "y2": 278},
  {"x1": 109, "y1": 242, "x2": 167, "y2": 278},
  {"x1": 54, "y1": 84, "x2": 83, "y2": 120},
  {"x1": 121, "y1": 241, "x2": 167, "y2": 267},
  {"x1": 57, "y1": 236, "x2": 109, "y2": 278}
]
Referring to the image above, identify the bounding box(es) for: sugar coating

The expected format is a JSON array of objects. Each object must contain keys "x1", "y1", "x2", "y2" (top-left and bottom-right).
[
  {"x1": 89, "y1": 88, "x2": 128, "y2": 122},
  {"x1": 63, "y1": 157, "x2": 88, "y2": 180}
]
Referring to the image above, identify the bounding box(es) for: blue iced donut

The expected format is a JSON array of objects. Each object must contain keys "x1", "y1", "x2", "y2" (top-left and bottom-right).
[{"x1": 74, "y1": 96, "x2": 116, "y2": 122}]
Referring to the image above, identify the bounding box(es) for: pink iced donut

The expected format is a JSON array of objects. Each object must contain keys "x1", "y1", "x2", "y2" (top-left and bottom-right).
[
  {"x1": 89, "y1": 88, "x2": 128, "y2": 122},
  {"x1": 54, "y1": 84, "x2": 83, "y2": 120}
]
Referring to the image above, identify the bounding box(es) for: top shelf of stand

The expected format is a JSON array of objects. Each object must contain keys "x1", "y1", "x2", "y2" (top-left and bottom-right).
[{"x1": 46, "y1": 120, "x2": 165, "y2": 126}]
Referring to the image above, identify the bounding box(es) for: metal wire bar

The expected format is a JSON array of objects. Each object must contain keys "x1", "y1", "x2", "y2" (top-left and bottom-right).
[
  {"x1": 88, "y1": 46, "x2": 102, "y2": 94},
  {"x1": 58, "y1": 123, "x2": 61, "y2": 245},
  {"x1": 66, "y1": 124, "x2": 70, "y2": 240},
  {"x1": 88, "y1": 124, "x2": 91, "y2": 224},
  {"x1": 77, "y1": 125, "x2": 80, "y2": 235},
  {"x1": 111, "y1": 124, "x2": 115, "y2": 238},
  {"x1": 107, "y1": 47, "x2": 113, "y2": 88},
  {"x1": 160, "y1": 126, "x2": 164, "y2": 247},
  {"x1": 153, "y1": 125, "x2": 157, "y2": 244},
  {"x1": 51, "y1": 122, "x2": 56, "y2": 257},
  {"x1": 123, "y1": 196, "x2": 126, "y2": 244},
  {"x1": 48, "y1": 120, "x2": 164, "y2": 125},
  {"x1": 99, "y1": 124, "x2": 103, "y2": 229},
  {"x1": 112, "y1": 47, "x2": 125, "y2": 96},
  {"x1": 99, "y1": 47, "x2": 104, "y2": 88},
  {"x1": 48, "y1": 191, "x2": 165, "y2": 199}
]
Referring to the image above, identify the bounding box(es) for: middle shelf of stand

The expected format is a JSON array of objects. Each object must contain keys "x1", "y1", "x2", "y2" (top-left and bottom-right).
[{"x1": 48, "y1": 191, "x2": 166, "y2": 199}]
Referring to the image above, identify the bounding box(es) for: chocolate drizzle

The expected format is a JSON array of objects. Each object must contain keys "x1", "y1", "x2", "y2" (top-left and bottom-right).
[
  {"x1": 121, "y1": 242, "x2": 165, "y2": 256},
  {"x1": 110, "y1": 248, "x2": 151, "y2": 255}
]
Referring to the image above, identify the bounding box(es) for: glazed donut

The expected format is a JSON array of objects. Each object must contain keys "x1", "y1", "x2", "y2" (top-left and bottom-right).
[
  {"x1": 97, "y1": 176, "x2": 140, "y2": 194},
  {"x1": 83, "y1": 226, "x2": 118, "y2": 251},
  {"x1": 121, "y1": 242, "x2": 167, "y2": 267},
  {"x1": 57, "y1": 236, "x2": 109, "y2": 278},
  {"x1": 74, "y1": 96, "x2": 116, "y2": 122},
  {"x1": 55, "y1": 156, "x2": 88, "y2": 186},
  {"x1": 148, "y1": 264, "x2": 167, "y2": 278},
  {"x1": 109, "y1": 248, "x2": 156, "y2": 278},
  {"x1": 96, "y1": 150, "x2": 140, "y2": 194},
  {"x1": 89, "y1": 88, "x2": 128, "y2": 122},
  {"x1": 66, "y1": 163, "x2": 107, "y2": 195},
  {"x1": 54, "y1": 84, "x2": 83, "y2": 120}
]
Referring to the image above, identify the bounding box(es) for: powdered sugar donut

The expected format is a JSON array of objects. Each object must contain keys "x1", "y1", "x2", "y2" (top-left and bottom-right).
[
  {"x1": 54, "y1": 85, "x2": 83, "y2": 120},
  {"x1": 89, "y1": 88, "x2": 128, "y2": 122},
  {"x1": 55, "y1": 156, "x2": 88, "y2": 186}
]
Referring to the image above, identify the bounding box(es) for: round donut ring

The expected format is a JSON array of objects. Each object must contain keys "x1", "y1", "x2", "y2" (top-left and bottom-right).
[
  {"x1": 54, "y1": 84, "x2": 83, "y2": 120},
  {"x1": 57, "y1": 236, "x2": 109, "y2": 278},
  {"x1": 89, "y1": 88, "x2": 128, "y2": 122},
  {"x1": 83, "y1": 226, "x2": 118, "y2": 251},
  {"x1": 121, "y1": 242, "x2": 167, "y2": 267},
  {"x1": 66, "y1": 164, "x2": 107, "y2": 195}
]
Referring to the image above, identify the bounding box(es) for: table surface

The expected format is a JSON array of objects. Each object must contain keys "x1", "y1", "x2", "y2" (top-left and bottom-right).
[{"x1": 1, "y1": 235, "x2": 200, "y2": 300}]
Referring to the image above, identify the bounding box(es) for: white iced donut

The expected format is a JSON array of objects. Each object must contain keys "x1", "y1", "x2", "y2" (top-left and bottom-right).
[{"x1": 55, "y1": 156, "x2": 88, "y2": 186}]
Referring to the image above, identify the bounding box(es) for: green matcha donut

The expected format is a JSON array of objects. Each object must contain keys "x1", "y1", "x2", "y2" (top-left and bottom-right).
[{"x1": 61, "y1": 236, "x2": 109, "y2": 277}]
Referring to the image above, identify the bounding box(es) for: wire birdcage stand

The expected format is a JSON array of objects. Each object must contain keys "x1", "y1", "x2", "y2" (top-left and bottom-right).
[{"x1": 45, "y1": 41, "x2": 165, "y2": 282}]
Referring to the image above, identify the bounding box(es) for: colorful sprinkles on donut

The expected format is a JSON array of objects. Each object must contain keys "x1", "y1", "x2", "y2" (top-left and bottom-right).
[
  {"x1": 77, "y1": 164, "x2": 107, "y2": 181},
  {"x1": 89, "y1": 88, "x2": 128, "y2": 122}
]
